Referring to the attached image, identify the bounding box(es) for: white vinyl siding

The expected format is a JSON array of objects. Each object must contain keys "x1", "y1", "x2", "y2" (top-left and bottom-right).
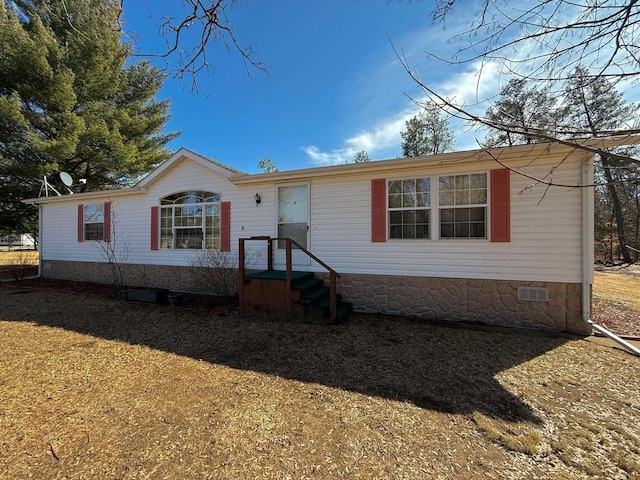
[
  {"x1": 308, "y1": 152, "x2": 585, "y2": 283},
  {"x1": 38, "y1": 148, "x2": 588, "y2": 283},
  {"x1": 39, "y1": 158, "x2": 270, "y2": 270}
]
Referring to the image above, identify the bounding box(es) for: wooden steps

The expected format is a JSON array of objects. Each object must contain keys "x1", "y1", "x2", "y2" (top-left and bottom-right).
[{"x1": 243, "y1": 270, "x2": 351, "y2": 324}]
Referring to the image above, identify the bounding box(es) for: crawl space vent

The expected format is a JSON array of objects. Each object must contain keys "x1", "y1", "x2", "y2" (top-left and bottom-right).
[{"x1": 517, "y1": 286, "x2": 549, "y2": 302}]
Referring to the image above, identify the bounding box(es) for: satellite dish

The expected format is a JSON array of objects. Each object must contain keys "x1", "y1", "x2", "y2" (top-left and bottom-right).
[{"x1": 60, "y1": 172, "x2": 73, "y2": 187}]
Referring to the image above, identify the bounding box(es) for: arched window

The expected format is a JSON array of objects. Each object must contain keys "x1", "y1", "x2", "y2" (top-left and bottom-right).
[{"x1": 159, "y1": 191, "x2": 221, "y2": 249}]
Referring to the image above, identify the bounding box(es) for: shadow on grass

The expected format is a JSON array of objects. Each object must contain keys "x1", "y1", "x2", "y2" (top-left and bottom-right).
[{"x1": 0, "y1": 283, "x2": 571, "y2": 423}]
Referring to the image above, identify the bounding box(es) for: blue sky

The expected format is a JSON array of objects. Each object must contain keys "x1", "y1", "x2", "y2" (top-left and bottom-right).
[
  {"x1": 122, "y1": 1, "x2": 495, "y2": 173},
  {"x1": 121, "y1": 1, "x2": 637, "y2": 174}
]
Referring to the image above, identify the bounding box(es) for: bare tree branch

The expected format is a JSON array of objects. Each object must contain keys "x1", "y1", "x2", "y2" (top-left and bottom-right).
[
  {"x1": 394, "y1": 40, "x2": 640, "y2": 164},
  {"x1": 430, "y1": 1, "x2": 640, "y2": 83},
  {"x1": 119, "y1": 0, "x2": 267, "y2": 91}
]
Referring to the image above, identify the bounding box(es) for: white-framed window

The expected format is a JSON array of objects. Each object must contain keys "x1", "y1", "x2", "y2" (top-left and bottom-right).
[
  {"x1": 83, "y1": 204, "x2": 104, "y2": 241},
  {"x1": 438, "y1": 173, "x2": 488, "y2": 239},
  {"x1": 159, "y1": 191, "x2": 221, "y2": 249},
  {"x1": 388, "y1": 178, "x2": 431, "y2": 239}
]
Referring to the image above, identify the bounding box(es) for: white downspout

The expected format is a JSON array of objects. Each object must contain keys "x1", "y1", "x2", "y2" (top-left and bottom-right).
[
  {"x1": 582, "y1": 156, "x2": 640, "y2": 357},
  {"x1": 36, "y1": 202, "x2": 42, "y2": 278}
]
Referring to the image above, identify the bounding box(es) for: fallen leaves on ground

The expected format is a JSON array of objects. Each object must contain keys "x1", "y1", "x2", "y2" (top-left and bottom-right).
[{"x1": 0, "y1": 282, "x2": 638, "y2": 479}]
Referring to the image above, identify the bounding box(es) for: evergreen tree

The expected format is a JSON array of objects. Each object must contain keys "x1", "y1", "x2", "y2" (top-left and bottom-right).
[
  {"x1": 482, "y1": 79, "x2": 564, "y2": 147},
  {"x1": 563, "y1": 65, "x2": 639, "y2": 263},
  {"x1": 0, "y1": 0, "x2": 177, "y2": 238},
  {"x1": 353, "y1": 151, "x2": 371, "y2": 163},
  {"x1": 400, "y1": 102, "x2": 454, "y2": 157},
  {"x1": 481, "y1": 70, "x2": 640, "y2": 262},
  {"x1": 258, "y1": 158, "x2": 279, "y2": 173}
]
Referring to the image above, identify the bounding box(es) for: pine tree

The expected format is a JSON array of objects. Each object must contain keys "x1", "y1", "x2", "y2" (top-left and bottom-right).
[
  {"x1": 482, "y1": 79, "x2": 564, "y2": 147},
  {"x1": 563, "y1": 65, "x2": 638, "y2": 263},
  {"x1": 400, "y1": 102, "x2": 454, "y2": 157},
  {"x1": 353, "y1": 151, "x2": 371, "y2": 163},
  {"x1": 0, "y1": 0, "x2": 177, "y2": 238},
  {"x1": 258, "y1": 158, "x2": 279, "y2": 173}
]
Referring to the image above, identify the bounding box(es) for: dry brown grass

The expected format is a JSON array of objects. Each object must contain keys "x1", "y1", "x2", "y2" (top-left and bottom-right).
[
  {"x1": 594, "y1": 267, "x2": 640, "y2": 310},
  {"x1": 593, "y1": 266, "x2": 640, "y2": 337},
  {"x1": 0, "y1": 250, "x2": 38, "y2": 280},
  {"x1": 0, "y1": 249, "x2": 38, "y2": 264},
  {"x1": 1, "y1": 279, "x2": 639, "y2": 479}
]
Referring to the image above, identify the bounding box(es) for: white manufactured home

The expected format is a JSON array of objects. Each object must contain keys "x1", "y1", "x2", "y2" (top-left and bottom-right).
[{"x1": 25, "y1": 142, "x2": 599, "y2": 333}]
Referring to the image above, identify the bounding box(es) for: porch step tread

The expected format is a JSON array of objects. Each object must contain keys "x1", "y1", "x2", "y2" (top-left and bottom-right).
[
  {"x1": 292, "y1": 277, "x2": 324, "y2": 293},
  {"x1": 302, "y1": 286, "x2": 330, "y2": 302},
  {"x1": 245, "y1": 270, "x2": 314, "y2": 281}
]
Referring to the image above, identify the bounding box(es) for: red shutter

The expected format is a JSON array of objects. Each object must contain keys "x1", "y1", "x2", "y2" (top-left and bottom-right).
[
  {"x1": 150, "y1": 206, "x2": 159, "y2": 250},
  {"x1": 221, "y1": 201, "x2": 231, "y2": 252},
  {"x1": 490, "y1": 168, "x2": 511, "y2": 242},
  {"x1": 371, "y1": 179, "x2": 386, "y2": 242},
  {"x1": 103, "y1": 202, "x2": 111, "y2": 243},
  {"x1": 77, "y1": 204, "x2": 84, "y2": 242}
]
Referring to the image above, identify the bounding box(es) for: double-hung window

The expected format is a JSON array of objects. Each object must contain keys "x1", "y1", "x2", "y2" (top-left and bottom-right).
[
  {"x1": 159, "y1": 191, "x2": 221, "y2": 249},
  {"x1": 375, "y1": 169, "x2": 506, "y2": 243},
  {"x1": 438, "y1": 173, "x2": 488, "y2": 239},
  {"x1": 83, "y1": 204, "x2": 104, "y2": 241},
  {"x1": 388, "y1": 178, "x2": 430, "y2": 239}
]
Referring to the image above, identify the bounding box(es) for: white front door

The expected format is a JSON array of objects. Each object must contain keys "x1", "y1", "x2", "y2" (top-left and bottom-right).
[{"x1": 275, "y1": 184, "x2": 310, "y2": 267}]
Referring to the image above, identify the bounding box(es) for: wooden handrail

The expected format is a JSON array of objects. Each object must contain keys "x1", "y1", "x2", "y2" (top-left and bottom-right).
[
  {"x1": 278, "y1": 237, "x2": 341, "y2": 279},
  {"x1": 239, "y1": 236, "x2": 340, "y2": 321}
]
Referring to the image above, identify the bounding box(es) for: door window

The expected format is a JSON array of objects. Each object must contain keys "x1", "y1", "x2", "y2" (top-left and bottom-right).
[{"x1": 277, "y1": 185, "x2": 308, "y2": 249}]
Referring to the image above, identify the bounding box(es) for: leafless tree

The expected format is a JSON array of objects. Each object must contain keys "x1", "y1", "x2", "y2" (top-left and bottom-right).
[
  {"x1": 399, "y1": 1, "x2": 640, "y2": 262},
  {"x1": 393, "y1": 0, "x2": 640, "y2": 180},
  {"x1": 188, "y1": 248, "x2": 256, "y2": 302},
  {"x1": 113, "y1": 0, "x2": 640, "y2": 164},
  {"x1": 116, "y1": 0, "x2": 267, "y2": 91},
  {"x1": 95, "y1": 202, "x2": 131, "y2": 293},
  {"x1": 430, "y1": 0, "x2": 640, "y2": 83}
]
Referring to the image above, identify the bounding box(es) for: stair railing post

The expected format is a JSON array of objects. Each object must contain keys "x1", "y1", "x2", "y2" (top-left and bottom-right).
[
  {"x1": 329, "y1": 272, "x2": 336, "y2": 322},
  {"x1": 267, "y1": 238, "x2": 273, "y2": 271},
  {"x1": 238, "y1": 238, "x2": 245, "y2": 314},
  {"x1": 286, "y1": 238, "x2": 293, "y2": 317}
]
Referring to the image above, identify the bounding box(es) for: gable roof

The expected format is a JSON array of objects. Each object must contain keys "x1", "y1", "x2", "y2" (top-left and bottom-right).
[
  {"x1": 135, "y1": 147, "x2": 247, "y2": 188},
  {"x1": 23, "y1": 148, "x2": 247, "y2": 205}
]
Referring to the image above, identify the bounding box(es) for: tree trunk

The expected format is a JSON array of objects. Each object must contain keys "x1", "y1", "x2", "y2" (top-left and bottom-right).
[
  {"x1": 634, "y1": 187, "x2": 640, "y2": 262},
  {"x1": 601, "y1": 155, "x2": 632, "y2": 263}
]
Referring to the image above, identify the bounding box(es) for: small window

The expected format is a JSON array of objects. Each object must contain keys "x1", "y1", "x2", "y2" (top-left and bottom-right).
[
  {"x1": 439, "y1": 173, "x2": 487, "y2": 239},
  {"x1": 83, "y1": 204, "x2": 104, "y2": 241},
  {"x1": 388, "y1": 178, "x2": 430, "y2": 239},
  {"x1": 159, "y1": 191, "x2": 220, "y2": 249}
]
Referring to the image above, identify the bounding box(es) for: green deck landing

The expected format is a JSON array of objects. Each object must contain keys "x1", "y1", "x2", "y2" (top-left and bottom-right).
[{"x1": 244, "y1": 270, "x2": 314, "y2": 281}]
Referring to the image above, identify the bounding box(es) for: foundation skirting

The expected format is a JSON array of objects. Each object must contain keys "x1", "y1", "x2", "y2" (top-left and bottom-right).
[{"x1": 41, "y1": 260, "x2": 590, "y2": 334}]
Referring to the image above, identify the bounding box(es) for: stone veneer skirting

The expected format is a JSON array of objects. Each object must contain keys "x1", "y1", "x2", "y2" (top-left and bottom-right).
[
  {"x1": 41, "y1": 260, "x2": 590, "y2": 334},
  {"x1": 41, "y1": 259, "x2": 208, "y2": 293},
  {"x1": 330, "y1": 273, "x2": 588, "y2": 334}
]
